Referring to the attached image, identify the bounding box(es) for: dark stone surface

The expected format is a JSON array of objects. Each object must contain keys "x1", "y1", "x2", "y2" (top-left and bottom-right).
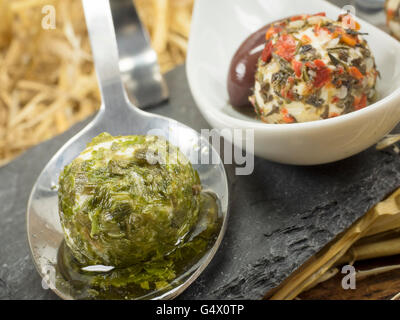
[{"x1": 1, "y1": 64, "x2": 400, "y2": 300}]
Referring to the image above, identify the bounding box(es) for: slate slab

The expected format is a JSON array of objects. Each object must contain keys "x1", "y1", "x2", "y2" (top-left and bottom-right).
[{"x1": 1, "y1": 64, "x2": 400, "y2": 300}]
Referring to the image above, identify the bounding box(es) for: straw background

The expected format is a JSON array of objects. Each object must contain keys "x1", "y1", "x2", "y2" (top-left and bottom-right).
[{"x1": 0, "y1": 0, "x2": 193, "y2": 166}]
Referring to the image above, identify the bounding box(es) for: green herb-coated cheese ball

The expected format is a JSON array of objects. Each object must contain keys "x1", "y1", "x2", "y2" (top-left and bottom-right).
[{"x1": 58, "y1": 133, "x2": 201, "y2": 268}]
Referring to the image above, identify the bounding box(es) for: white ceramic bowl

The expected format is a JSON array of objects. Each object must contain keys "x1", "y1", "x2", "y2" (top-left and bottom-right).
[{"x1": 186, "y1": 0, "x2": 400, "y2": 165}]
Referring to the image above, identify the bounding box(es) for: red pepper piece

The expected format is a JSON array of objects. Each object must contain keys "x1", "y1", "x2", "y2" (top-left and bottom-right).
[
  {"x1": 305, "y1": 61, "x2": 316, "y2": 69},
  {"x1": 306, "y1": 59, "x2": 331, "y2": 89},
  {"x1": 275, "y1": 34, "x2": 297, "y2": 62},
  {"x1": 387, "y1": 9, "x2": 395, "y2": 20},
  {"x1": 314, "y1": 59, "x2": 326, "y2": 68},
  {"x1": 265, "y1": 26, "x2": 283, "y2": 40},
  {"x1": 322, "y1": 27, "x2": 332, "y2": 35},
  {"x1": 290, "y1": 15, "x2": 304, "y2": 21},
  {"x1": 314, "y1": 22, "x2": 321, "y2": 36},
  {"x1": 301, "y1": 34, "x2": 312, "y2": 44},
  {"x1": 281, "y1": 108, "x2": 295, "y2": 123},
  {"x1": 341, "y1": 33, "x2": 358, "y2": 46},
  {"x1": 331, "y1": 96, "x2": 340, "y2": 103},
  {"x1": 340, "y1": 14, "x2": 361, "y2": 30},
  {"x1": 349, "y1": 66, "x2": 364, "y2": 81},
  {"x1": 292, "y1": 60, "x2": 303, "y2": 78},
  {"x1": 283, "y1": 114, "x2": 295, "y2": 123},
  {"x1": 261, "y1": 41, "x2": 273, "y2": 63},
  {"x1": 354, "y1": 94, "x2": 367, "y2": 110},
  {"x1": 314, "y1": 67, "x2": 331, "y2": 89},
  {"x1": 337, "y1": 66, "x2": 345, "y2": 75},
  {"x1": 281, "y1": 89, "x2": 294, "y2": 101}
]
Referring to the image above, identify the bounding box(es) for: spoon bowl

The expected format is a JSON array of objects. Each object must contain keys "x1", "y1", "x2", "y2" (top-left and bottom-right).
[{"x1": 26, "y1": 0, "x2": 229, "y2": 300}]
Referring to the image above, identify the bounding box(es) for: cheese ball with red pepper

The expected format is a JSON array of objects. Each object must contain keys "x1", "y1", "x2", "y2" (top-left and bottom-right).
[
  {"x1": 386, "y1": 0, "x2": 400, "y2": 40},
  {"x1": 249, "y1": 13, "x2": 379, "y2": 124}
]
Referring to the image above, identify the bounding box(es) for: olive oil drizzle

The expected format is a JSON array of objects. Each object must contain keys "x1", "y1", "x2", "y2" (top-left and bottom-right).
[{"x1": 55, "y1": 191, "x2": 221, "y2": 300}]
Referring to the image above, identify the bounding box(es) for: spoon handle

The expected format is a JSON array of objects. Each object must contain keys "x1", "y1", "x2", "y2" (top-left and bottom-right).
[
  {"x1": 82, "y1": 0, "x2": 131, "y2": 112},
  {"x1": 110, "y1": 0, "x2": 169, "y2": 108}
]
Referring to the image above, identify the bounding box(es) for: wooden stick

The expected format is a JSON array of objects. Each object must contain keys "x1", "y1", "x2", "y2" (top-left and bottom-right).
[{"x1": 270, "y1": 188, "x2": 400, "y2": 300}]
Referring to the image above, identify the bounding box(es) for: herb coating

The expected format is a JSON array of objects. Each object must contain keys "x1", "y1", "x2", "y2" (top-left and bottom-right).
[
  {"x1": 58, "y1": 133, "x2": 202, "y2": 269},
  {"x1": 250, "y1": 13, "x2": 379, "y2": 123}
]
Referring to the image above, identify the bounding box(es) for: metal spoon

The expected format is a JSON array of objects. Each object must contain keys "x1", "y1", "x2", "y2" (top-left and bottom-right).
[
  {"x1": 111, "y1": 0, "x2": 168, "y2": 108},
  {"x1": 26, "y1": 0, "x2": 228, "y2": 300}
]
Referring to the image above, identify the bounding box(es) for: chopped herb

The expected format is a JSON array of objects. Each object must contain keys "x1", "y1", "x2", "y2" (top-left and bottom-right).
[
  {"x1": 328, "y1": 53, "x2": 341, "y2": 66},
  {"x1": 327, "y1": 46, "x2": 350, "y2": 51},
  {"x1": 299, "y1": 44, "x2": 313, "y2": 54},
  {"x1": 346, "y1": 29, "x2": 368, "y2": 36},
  {"x1": 320, "y1": 105, "x2": 330, "y2": 119},
  {"x1": 306, "y1": 94, "x2": 324, "y2": 107},
  {"x1": 266, "y1": 105, "x2": 280, "y2": 116}
]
